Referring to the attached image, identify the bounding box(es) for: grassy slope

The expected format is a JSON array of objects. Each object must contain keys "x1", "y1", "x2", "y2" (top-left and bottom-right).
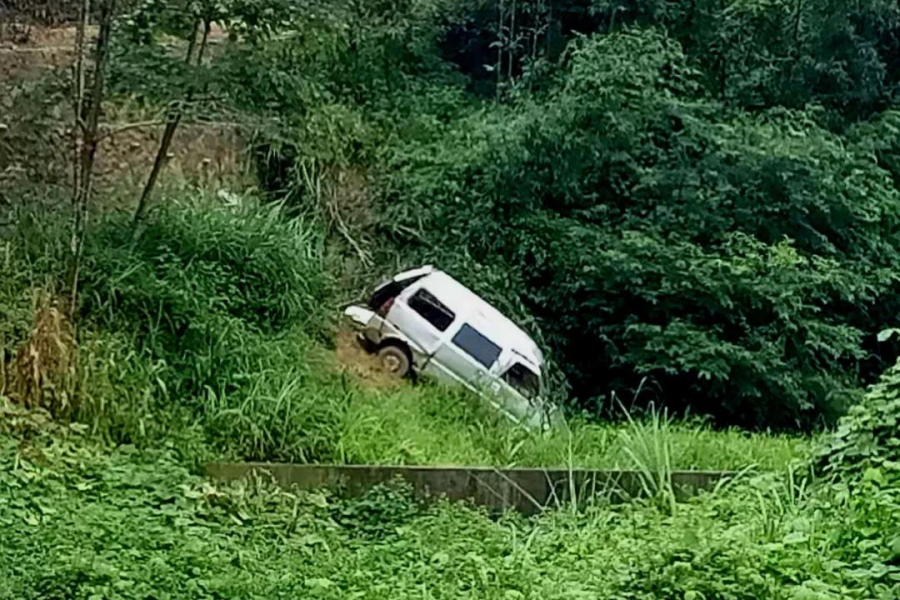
[
  {"x1": 161, "y1": 326, "x2": 808, "y2": 472},
  {"x1": 0, "y1": 198, "x2": 806, "y2": 474}
]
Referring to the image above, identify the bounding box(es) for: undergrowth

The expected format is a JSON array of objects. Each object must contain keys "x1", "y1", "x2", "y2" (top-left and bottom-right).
[{"x1": 0, "y1": 413, "x2": 896, "y2": 600}]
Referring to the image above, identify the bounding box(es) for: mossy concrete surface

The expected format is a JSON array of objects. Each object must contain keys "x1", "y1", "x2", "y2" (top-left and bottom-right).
[{"x1": 206, "y1": 463, "x2": 732, "y2": 514}]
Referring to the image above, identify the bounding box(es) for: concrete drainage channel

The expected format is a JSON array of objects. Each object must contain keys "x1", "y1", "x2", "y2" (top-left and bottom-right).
[{"x1": 206, "y1": 463, "x2": 733, "y2": 514}]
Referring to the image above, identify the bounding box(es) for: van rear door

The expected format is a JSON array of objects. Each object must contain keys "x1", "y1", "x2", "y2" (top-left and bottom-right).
[{"x1": 368, "y1": 266, "x2": 433, "y2": 312}]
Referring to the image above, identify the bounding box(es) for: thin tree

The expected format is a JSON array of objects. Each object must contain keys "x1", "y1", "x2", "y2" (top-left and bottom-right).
[
  {"x1": 496, "y1": 0, "x2": 505, "y2": 99},
  {"x1": 69, "y1": 0, "x2": 117, "y2": 314},
  {"x1": 133, "y1": 11, "x2": 212, "y2": 228},
  {"x1": 508, "y1": 0, "x2": 516, "y2": 82},
  {"x1": 71, "y1": 0, "x2": 90, "y2": 205}
]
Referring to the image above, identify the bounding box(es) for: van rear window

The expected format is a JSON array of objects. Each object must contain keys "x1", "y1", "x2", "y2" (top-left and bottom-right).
[
  {"x1": 502, "y1": 363, "x2": 540, "y2": 400},
  {"x1": 368, "y1": 273, "x2": 428, "y2": 311},
  {"x1": 452, "y1": 324, "x2": 502, "y2": 369},
  {"x1": 407, "y1": 288, "x2": 455, "y2": 332}
]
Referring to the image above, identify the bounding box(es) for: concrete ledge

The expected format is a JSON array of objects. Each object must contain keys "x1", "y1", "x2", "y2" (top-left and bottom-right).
[{"x1": 206, "y1": 463, "x2": 733, "y2": 514}]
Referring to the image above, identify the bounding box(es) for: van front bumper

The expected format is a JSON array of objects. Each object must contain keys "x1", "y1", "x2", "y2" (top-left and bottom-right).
[{"x1": 343, "y1": 306, "x2": 376, "y2": 330}]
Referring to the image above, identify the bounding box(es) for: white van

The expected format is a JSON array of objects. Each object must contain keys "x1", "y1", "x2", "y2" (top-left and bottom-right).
[{"x1": 343, "y1": 266, "x2": 556, "y2": 430}]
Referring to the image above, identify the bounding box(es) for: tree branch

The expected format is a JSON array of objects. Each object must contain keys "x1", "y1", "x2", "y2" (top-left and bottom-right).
[{"x1": 98, "y1": 120, "x2": 169, "y2": 141}]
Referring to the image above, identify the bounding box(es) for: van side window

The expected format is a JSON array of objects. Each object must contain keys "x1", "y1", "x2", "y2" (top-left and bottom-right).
[
  {"x1": 407, "y1": 288, "x2": 455, "y2": 332},
  {"x1": 502, "y1": 363, "x2": 540, "y2": 400},
  {"x1": 452, "y1": 324, "x2": 502, "y2": 368}
]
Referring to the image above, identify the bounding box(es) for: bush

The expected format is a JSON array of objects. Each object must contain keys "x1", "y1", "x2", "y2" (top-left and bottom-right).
[
  {"x1": 819, "y1": 360, "x2": 900, "y2": 480},
  {"x1": 80, "y1": 195, "x2": 328, "y2": 396},
  {"x1": 379, "y1": 29, "x2": 900, "y2": 429}
]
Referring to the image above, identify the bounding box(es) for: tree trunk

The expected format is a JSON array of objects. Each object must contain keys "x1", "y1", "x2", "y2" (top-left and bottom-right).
[
  {"x1": 71, "y1": 0, "x2": 90, "y2": 204},
  {"x1": 508, "y1": 0, "x2": 516, "y2": 82},
  {"x1": 531, "y1": 1, "x2": 539, "y2": 64},
  {"x1": 496, "y1": 0, "x2": 505, "y2": 100},
  {"x1": 133, "y1": 19, "x2": 209, "y2": 228},
  {"x1": 546, "y1": 0, "x2": 552, "y2": 55},
  {"x1": 718, "y1": 0, "x2": 727, "y2": 101},
  {"x1": 792, "y1": 0, "x2": 805, "y2": 56},
  {"x1": 69, "y1": 0, "x2": 116, "y2": 315}
]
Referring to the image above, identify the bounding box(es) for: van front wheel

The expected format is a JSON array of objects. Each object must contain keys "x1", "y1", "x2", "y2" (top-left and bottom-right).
[{"x1": 378, "y1": 345, "x2": 411, "y2": 378}]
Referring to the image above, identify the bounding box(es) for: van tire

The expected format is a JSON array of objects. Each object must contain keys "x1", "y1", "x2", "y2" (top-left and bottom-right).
[{"x1": 377, "y1": 344, "x2": 411, "y2": 378}]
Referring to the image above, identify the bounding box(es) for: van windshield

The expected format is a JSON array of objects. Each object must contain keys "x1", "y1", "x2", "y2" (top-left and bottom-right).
[{"x1": 502, "y1": 363, "x2": 540, "y2": 400}]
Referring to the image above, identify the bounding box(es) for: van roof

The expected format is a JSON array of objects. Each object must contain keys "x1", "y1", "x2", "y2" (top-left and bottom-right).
[{"x1": 422, "y1": 270, "x2": 544, "y2": 369}]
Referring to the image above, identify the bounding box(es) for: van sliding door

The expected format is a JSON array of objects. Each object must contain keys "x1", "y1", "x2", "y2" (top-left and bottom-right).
[
  {"x1": 390, "y1": 287, "x2": 456, "y2": 366},
  {"x1": 433, "y1": 322, "x2": 502, "y2": 391}
]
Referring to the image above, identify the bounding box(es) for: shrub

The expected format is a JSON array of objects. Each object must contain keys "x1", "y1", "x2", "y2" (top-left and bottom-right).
[
  {"x1": 819, "y1": 360, "x2": 900, "y2": 479},
  {"x1": 80, "y1": 195, "x2": 328, "y2": 396},
  {"x1": 380, "y1": 29, "x2": 900, "y2": 429}
]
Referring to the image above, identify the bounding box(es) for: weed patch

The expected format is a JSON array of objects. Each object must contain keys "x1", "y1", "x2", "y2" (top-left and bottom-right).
[{"x1": 0, "y1": 426, "x2": 894, "y2": 600}]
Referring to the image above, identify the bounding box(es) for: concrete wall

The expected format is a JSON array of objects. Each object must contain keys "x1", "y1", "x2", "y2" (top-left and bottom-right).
[{"x1": 206, "y1": 463, "x2": 733, "y2": 514}]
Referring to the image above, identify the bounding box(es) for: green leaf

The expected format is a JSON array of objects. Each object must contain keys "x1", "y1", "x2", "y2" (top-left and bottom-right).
[{"x1": 877, "y1": 328, "x2": 900, "y2": 343}]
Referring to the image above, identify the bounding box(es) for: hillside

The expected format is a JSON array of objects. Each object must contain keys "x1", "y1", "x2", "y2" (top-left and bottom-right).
[
  {"x1": 7, "y1": 1, "x2": 900, "y2": 431},
  {"x1": 4, "y1": 1, "x2": 900, "y2": 597}
]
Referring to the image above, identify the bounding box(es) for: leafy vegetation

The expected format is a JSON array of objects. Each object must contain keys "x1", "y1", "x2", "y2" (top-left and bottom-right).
[
  {"x1": 0, "y1": 402, "x2": 898, "y2": 599},
  {"x1": 819, "y1": 360, "x2": 900, "y2": 481},
  {"x1": 4, "y1": 0, "x2": 900, "y2": 597},
  {"x1": 94, "y1": 0, "x2": 900, "y2": 429}
]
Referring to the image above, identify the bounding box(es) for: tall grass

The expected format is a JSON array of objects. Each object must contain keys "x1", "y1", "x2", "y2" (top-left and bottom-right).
[
  {"x1": 80, "y1": 194, "x2": 328, "y2": 396},
  {"x1": 618, "y1": 402, "x2": 677, "y2": 510},
  {"x1": 0, "y1": 202, "x2": 70, "y2": 358}
]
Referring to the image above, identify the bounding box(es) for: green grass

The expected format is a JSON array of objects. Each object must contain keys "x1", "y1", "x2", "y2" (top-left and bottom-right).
[
  {"x1": 335, "y1": 374, "x2": 808, "y2": 471},
  {"x1": 0, "y1": 416, "x2": 895, "y2": 600}
]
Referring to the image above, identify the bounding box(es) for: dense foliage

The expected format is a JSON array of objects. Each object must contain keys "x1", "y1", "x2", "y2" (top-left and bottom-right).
[
  {"x1": 361, "y1": 2, "x2": 900, "y2": 428},
  {"x1": 820, "y1": 359, "x2": 900, "y2": 481},
  {"x1": 103, "y1": 0, "x2": 900, "y2": 428},
  {"x1": 13, "y1": 3, "x2": 900, "y2": 430},
  {"x1": 383, "y1": 29, "x2": 900, "y2": 428}
]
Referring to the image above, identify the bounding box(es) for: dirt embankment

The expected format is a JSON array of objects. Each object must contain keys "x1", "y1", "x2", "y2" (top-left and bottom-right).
[
  {"x1": 1, "y1": 25, "x2": 246, "y2": 199},
  {"x1": 333, "y1": 328, "x2": 403, "y2": 390}
]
